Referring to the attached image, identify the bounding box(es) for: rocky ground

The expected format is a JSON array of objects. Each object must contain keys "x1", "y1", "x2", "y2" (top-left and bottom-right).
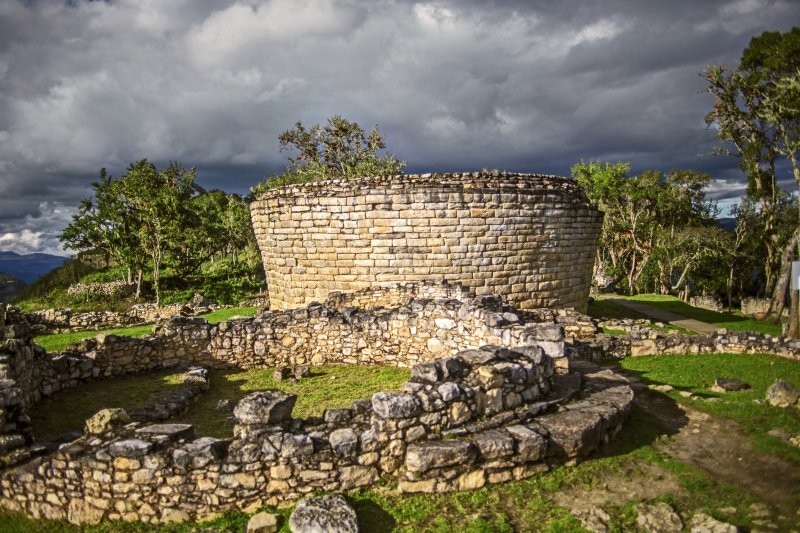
[{"x1": 554, "y1": 368, "x2": 800, "y2": 532}]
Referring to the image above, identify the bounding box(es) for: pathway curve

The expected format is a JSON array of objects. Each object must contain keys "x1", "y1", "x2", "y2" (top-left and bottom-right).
[{"x1": 607, "y1": 298, "x2": 720, "y2": 335}]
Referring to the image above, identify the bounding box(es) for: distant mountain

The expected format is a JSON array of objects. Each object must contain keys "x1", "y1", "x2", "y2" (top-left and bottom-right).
[
  {"x1": 0, "y1": 272, "x2": 26, "y2": 303},
  {"x1": 716, "y1": 217, "x2": 736, "y2": 231},
  {"x1": 0, "y1": 251, "x2": 68, "y2": 284}
]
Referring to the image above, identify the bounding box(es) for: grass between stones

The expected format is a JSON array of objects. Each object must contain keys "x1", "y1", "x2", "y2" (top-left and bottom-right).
[
  {"x1": 32, "y1": 307, "x2": 259, "y2": 353},
  {"x1": 2, "y1": 354, "x2": 798, "y2": 531}
]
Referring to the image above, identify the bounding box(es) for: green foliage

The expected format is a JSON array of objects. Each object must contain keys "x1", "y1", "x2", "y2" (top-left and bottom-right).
[
  {"x1": 572, "y1": 161, "x2": 720, "y2": 295},
  {"x1": 252, "y1": 115, "x2": 406, "y2": 195},
  {"x1": 704, "y1": 28, "x2": 800, "y2": 319}
]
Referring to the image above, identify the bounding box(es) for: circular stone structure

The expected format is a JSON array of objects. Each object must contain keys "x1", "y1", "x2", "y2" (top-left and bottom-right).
[{"x1": 250, "y1": 172, "x2": 602, "y2": 311}]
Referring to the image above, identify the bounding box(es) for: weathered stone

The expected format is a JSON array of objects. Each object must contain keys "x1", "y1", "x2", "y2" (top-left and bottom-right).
[
  {"x1": 688, "y1": 512, "x2": 739, "y2": 533},
  {"x1": 711, "y1": 377, "x2": 749, "y2": 393},
  {"x1": 410, "y1": 363, "x2": 440, "y2": 384},
  {"x1": 472, "y1": 430, "x2": 514, "y2": 460},
  {"x1": 329, "y1": 428, "x2": 359, "y2": 458},
  {"x1": 84, "y1": 408, "x2": 131, "y2": 435},
  {"x1": 289, "y1": 494, "x2": 359, "y2": 533},
  {"x1": 406, "y1": 440, "x2": 477, "y2": 473},
  {"x1": 135, "y1": 423, "x2": 195, "y2": 442},
  {"x1": 766, "y1": 379, "x2": 800, "y2": 408},
  {"x1": 247, "y1": 511, "x2": 280, "y2": 533},
  {"x1": 371, "y1": 392, "x2": 422, "y2": 419},
  {"x1": 533, "y1": 409, "x2": 603, "y2": 459},
  {"x1": 273, "y1": 367, "x2": 291, "y2": 382},
  {"x1": 505, "y1": 425, "x2": 546, "y2": 462},
  {"x1": 234, "y1": 391, "x2": 297, "y2": 425},
  {"x1": 635, "y1": 502, "x2": 682, "y2": 533},
  {"x1": 108, "y1": 439, "x2": 153, "y2": 458}
]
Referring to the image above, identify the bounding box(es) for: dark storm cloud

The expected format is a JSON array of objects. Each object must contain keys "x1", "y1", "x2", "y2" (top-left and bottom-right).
[{"x1": 1, "y1": 0, "x2": 798, "y2": 254}]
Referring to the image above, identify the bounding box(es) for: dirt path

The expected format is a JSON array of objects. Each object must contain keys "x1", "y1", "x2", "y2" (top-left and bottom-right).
[{"x1": 555, "y1": 369, "x2": 800, "y2": 531}]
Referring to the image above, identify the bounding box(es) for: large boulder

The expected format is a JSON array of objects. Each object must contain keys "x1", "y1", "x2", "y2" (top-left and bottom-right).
[
  {"x1": 766, "y1": 379, "x2": 800, "y2": 408},
  {"x1": 233, "y1": 391, "x2": 297, "y2": 425},
  {"x1": 289, "y1": 494, "x2": 358, "y2": 533}
]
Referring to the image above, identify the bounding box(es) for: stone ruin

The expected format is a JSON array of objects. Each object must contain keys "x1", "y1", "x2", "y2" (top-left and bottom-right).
[
  {"x1": 250, "y1": 172, "x2": 603, "y2": 311},
  {"x1": 0, "y1": 283, "x2": 636, "y2": 525}
]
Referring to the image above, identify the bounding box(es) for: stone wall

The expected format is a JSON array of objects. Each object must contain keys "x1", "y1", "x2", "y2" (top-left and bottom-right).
[
  {"x1": 0, "y1": 346, "x2": 632, "y2": 525},
  {"x1": 24, "y1": 299, "x2": 227, "y2": 336},
  {"x1": 688, "y1": 295, "x2": 723, "y2": 312},
  {"x1": 250, "y1": 172, "x2": 602, "y2": 312},
  {"x1": 571, "y1": 329, "x2": 800, "y2": 362},
  {"x1": 2, "y1": 288, "x2": 571, "y2": 410}
]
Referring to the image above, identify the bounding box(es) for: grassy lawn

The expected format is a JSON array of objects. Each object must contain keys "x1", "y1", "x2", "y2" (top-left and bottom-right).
[
  {"x1": 7, "y1": 354, "x2": 799, "y2": 531},
  {"x1": 25, "y1": 364, "x2": 410, "y2": 440},
  {"x1": 588, "y1": 297, "x2": 692, "y2": 335},
  {"x1": 33, "y1": 307, "x2": 259, "y2": 353},
  {"x1": 35, "y1": 324, "x2": 156, "y2": 353},
  {"x1": 621, "y1": 353, "x2": 800, "y2": 462},
  {"x1": 621, "y1": 294, "x2": 782, "y2": 336}
]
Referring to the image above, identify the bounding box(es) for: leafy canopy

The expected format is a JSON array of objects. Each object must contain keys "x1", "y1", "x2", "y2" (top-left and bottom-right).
[{"x1": 252, "y1": 115, "x2": 406, "y2": 195}]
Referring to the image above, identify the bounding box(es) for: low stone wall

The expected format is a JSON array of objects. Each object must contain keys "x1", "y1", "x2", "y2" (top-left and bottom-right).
[
  {"x1": 571, "y1": 329, "x2": 800, "y2": 362},
  {"x1": 23, "y1": 300, "x2": 227, "y2": 335},
  {"x1": 0, "y1": 349, "x2": 632, "y2": 524},
  {"x1": 66, "y1": 281, "x2": 136, "y2": 299},
  {"x1": 688, "y1": 295, "x2": 723, "y2": 312},
  {"x1": 740, "y1": 297, "x2": 771, "y2": 317},
  {"x1": 3, "y1": 290, "x2": 570, "y2": 408}
]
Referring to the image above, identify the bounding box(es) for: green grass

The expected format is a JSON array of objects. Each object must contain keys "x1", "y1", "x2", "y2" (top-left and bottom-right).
[
  {"x1": 588, "y1": 298, "x2": 649, "y2": 320},
  {"x1": 25, "y1": 365, "x2": 410, "y2": 440},
  {"x1": 35, "y1": 324, "x2": 156, "y2": 353},
  {"x1": 621, "y1": 353, "x2": 800, "y2": 462},
  {"x1": 588, "y1": 297, "x2": 691, "y2": 335},
  {"x1": 34, "y1": 307, "x2": 259, "y2": 353},
  {"x1": 184, "y1": 365, "x2": 410, "y2": 437},
  {"x1": 199, "y1": 306, "x2": 259, "y2": 324},
  {"x1": 621, "y1": 294, "x2": 782, "y2": 336},
  {"x1": 28, "y1": 370, "x2": 184, "y2": 439}
]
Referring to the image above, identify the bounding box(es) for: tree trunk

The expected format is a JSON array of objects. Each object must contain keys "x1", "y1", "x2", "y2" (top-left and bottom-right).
[
  {"x1": 135, "y1": 269, "x2": 143, "y2": 300},
  {"x1": 768, "y1": 229, "x2": 800, "y2": 324}
]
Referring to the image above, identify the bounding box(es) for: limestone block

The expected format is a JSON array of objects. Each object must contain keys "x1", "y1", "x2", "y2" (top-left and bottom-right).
[
  {"x1": 289, "y1": 494, "x2": 358, "y2": 533},
  {"x1": 233, "y1": 391, "x2": 297, "y2": 425}
]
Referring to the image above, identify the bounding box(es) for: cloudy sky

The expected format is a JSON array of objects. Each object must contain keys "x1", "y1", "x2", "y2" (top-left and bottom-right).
[{"x1": 1, "y1": 0, "x2": 798, "y2": 256}]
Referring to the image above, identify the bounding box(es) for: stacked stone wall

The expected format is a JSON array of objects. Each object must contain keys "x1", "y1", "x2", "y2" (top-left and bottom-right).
[
  {"x1": 0, "y1": 345, "x2": 632, "y2": 525},
  {"x1": 250, "y1": 172, "x2": 602, "y2": 312},
  {"x1": 24, "y1": 301, "x2": 228, "y2": 336}
]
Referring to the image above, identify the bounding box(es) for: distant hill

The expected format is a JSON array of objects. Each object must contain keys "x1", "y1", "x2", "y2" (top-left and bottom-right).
[
  {"x1": 0, "y1": 272, "x2": 26, "y2": 303},
  {"x1": 716, "y1": 217, "x2": 736, "y2": 231},
  {"x1": 0, "y1": 251, "x2": 68, "y2": 284}
]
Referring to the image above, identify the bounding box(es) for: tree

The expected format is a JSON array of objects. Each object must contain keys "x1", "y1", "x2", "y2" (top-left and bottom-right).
[
  {"x1": 704, "y1": 27, "x2": 800, "y2": 334},
  {"x1": 572, "y1": 161, "x2": 716, "y2": 296},
  {"x1": 252, "y1": 115, "x2": 406, "y2": 194},
  {"x1": 61, "y1": 168, "x2": 148, "y2": 296}
]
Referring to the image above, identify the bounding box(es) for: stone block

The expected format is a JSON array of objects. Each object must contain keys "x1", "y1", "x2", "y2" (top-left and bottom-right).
[
  {"x1": 405, "y1": 440, "x2": 477, "y2": 473},
  {"x1": 234, "y1": 391, "x2": 297, "y2": 425}
]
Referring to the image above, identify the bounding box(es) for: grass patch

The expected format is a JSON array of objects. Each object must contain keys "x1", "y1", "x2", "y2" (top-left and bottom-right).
[
  {"x1": 588, "y1": 298, "x2": 649, "y2": 320},
  {"x1": 588, "y1": 297, "x2": 691, "y2": 334},
  {"x1": 621, "y1": 294, "x2": 782, "y2": 336},
  {"x1": 34, "y1": 324, "x2": 156, "y2": 353},
  {"x1": 621, "y1": 353, "x2": 800, "y2": 462},
  {"x1": 34, "y1": 306, "x2": 259, "y2": 353},
  {"x1": 199, "y1": 306, "x2": 259, "y2": 324},
  {"x1": 185, "y1": 365, "x2": 410, "y2": 437},
  {"x1": 26, "y1": 364, "x2": 410, "y2": 440},
  {"x1": 28, "y1": 370, "x2": 184, "y2": 439}
]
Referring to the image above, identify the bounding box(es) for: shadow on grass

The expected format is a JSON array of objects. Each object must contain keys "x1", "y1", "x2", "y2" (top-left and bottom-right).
[
  {"x1": 351, "y1": 497, "x2": 397, "y2": 532},
  {"x1": 592, "y1": 366, "x2": 690, "y2": 459}
]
